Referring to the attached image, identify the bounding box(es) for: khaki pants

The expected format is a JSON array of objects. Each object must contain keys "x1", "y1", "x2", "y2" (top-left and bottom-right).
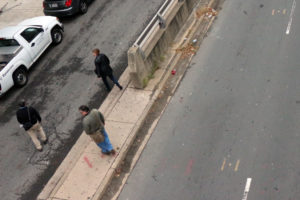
[{"x1": 26, "y1": 123, "x2": 47, "y2": 150}]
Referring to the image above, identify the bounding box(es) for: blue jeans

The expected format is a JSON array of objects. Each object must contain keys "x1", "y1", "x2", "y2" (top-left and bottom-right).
[
  {"x1": 102, "y1": 74, "x2": 122, "y2": 91},
  {"x1": 97, "y1": 128, "x2": 114, "y2": 153}
]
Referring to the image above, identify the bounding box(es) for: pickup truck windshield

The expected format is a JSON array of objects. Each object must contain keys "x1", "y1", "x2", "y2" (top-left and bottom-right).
[{"x1": 0, "y1": 39, "x2": 20, "y2": 47}]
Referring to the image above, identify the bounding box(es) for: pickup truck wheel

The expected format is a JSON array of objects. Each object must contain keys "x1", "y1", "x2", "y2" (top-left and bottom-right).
[
  {"x1": 79, "y1": 0, "x2": 88, "y2": 14},
  {"x1": 51, "y1": 28, "x2": 63, "y2": 45},
  {"x1": 13, "y1": 68, "x2": 28, "y2": 87}
]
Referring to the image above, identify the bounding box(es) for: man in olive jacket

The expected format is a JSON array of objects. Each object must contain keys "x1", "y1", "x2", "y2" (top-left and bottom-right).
[
  {"x1": 79, "y1": 105, "x2": 115, "y2": 155},
  {"x1": 93, "y1": 48, "x2": 123, "y2": 91}
]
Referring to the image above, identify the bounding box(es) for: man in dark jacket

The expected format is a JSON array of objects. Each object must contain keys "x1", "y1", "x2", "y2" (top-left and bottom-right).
[
  {"x1": 93, "y1": 48, "x2": 123, "y2": 91},
  {"x1": 16, "y1": 100, "x2": 47, "y2": 151}
]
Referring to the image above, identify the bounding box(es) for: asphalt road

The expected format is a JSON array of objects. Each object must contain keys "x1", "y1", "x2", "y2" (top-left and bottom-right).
[
  {"x1": 117, "y1": 0, "x2": 300, "y2": 199},
  {"x1": 0, "y1": 0, "x2": 165, "y2": 199}
]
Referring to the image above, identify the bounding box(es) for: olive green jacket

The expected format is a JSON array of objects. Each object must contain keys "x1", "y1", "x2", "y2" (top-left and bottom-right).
[{"x1": 82, "y1": 109, "x2": 105, "y2": 135}]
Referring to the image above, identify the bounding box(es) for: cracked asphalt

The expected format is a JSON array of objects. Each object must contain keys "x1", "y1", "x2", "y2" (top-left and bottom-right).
[{"x1": 0, "y1": 0, "x2": 165, "y2": 199}]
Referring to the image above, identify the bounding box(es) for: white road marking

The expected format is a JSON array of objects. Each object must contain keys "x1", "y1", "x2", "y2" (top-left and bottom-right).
[
  {"x1": 242, "y1": 178, "x2": 252, "y2": 200},
  {"x1": 286, "y1": 0, "x2": 296, "y2": 35}
]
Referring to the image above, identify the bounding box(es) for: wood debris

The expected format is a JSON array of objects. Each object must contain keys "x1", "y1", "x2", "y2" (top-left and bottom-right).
[
  {"x1": 196, "y1": 7, "x2": 218, "y2": 19},
  {"x1": 176, "y1": 43, "x2": 198, "y2": 59},
  {"x1": 115, "y1": 168, "x2": 122, "y2": 177}
]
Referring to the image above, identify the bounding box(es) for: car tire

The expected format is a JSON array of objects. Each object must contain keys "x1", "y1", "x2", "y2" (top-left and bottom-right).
[
  {"x1": 13, "y1": 68, "x2": 28, "y2": 87},
  {"x1": 79, "y1": 0, "x2": 88, "y2": 14},
  {"x1": 51, "y1": 27, "x2": 63, "y2": 45}
]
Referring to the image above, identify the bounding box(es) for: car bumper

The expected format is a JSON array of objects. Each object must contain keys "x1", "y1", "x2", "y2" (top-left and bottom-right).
[
  {"x1": 0, "y1": 82, "x2": 10, "y2": 97},
  {"x1": 44, "y1": 7, "x2": 77, "y2": 17}
]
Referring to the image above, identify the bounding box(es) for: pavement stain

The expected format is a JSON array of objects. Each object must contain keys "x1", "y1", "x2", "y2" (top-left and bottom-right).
[{"x1": 152, "y1": 175, "x2": 158, "y2": 182}]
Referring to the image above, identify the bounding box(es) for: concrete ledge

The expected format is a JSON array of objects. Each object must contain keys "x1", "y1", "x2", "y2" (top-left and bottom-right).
[{"x1": 128, "y1": 0, "x2": 208, "y2": 88}]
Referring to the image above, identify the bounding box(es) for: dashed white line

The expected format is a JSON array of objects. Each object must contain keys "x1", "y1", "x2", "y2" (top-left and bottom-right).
[
  {"x1": 241, "y1": 178, "x2": 252, "y2": 200},
  {"x1": 286, "y1": 0, "x2": 296, "y2": 35}
]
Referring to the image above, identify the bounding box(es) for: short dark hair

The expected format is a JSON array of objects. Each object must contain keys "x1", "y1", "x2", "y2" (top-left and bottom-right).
[
  {"x1": 18, "y1": 99, "x2": 26, "y2": 107},
  {"x1": 92, "y1": 48, "x2": 100, "y2": 55},
  {"x1": 79, "y1": 105, "x2": 90, "y2": 112}
]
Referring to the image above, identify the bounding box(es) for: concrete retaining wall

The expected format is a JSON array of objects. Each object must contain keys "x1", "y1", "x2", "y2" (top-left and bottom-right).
[{"x1": 128, "y1": 0, "x2": 202, "y2": 88}]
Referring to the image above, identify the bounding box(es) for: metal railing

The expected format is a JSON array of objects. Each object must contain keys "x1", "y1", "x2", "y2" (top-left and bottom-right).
[{"x1": 134, "y1": 0, "x2": 181, "y2": 47}]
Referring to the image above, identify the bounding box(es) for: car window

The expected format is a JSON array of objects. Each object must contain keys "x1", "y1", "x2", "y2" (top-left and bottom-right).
[
  {"x1": 0, "y1": 39, "x2": 19, "y2": 47},
  {"x1": 20, "y1": 28, "x2": 43, "y2": 43}
]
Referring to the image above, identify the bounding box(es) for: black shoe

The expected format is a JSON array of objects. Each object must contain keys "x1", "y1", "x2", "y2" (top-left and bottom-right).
[
  {"x1": 119, "y1": 86, "x2": 123, "y2": 90},
  {"x1": 43, "y1": 139, "x2": 48, "y2": 145},
  {"x1": 102, "y1": 151, "x2": 111, "y2": 155},
  {"x1": 37, "y1": 148, "x2": 43, "y2": 152},
  {"x1": 110, "y1": 149, "x2": 116, "y2": 156}
]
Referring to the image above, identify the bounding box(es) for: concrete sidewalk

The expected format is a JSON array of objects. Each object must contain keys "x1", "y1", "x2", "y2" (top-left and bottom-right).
[{"x1": 0, "y1": 0, "x2": 43, "y2": 29}]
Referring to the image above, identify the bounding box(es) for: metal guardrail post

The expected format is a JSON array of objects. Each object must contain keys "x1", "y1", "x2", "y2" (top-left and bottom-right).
[
  {"x1": 134, "y1": 0, "x2": 173, "y2": 47},
  {"x1": 157, "y1": 14, "x2": 166, "y2": 29}
]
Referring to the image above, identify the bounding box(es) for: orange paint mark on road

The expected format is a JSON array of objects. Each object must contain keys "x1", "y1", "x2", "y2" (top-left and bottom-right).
[{"x1": 185, "y1": 159, "x2": 194, "y2": 176}]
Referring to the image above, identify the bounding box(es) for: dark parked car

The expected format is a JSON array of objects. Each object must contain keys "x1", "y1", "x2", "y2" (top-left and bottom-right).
[{"x1": 43, "y1": 0, "x2": 92, "y2": 17}]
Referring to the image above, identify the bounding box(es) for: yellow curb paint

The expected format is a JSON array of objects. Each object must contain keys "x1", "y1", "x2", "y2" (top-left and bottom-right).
[
  {"x1": 221, "y1": 158, "x2": 226, "y2": 171},
  {"x1": 234, "y1": 159, "x2": 240, "y2": 171}
]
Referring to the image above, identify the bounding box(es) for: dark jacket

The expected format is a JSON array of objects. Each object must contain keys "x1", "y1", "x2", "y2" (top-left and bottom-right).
[
  {"x1": 16, "y1": 106, "x2": 41, "y2": 131},
  {"x1": 94, "y1": 53, "x2": 113, "y2": 77}
]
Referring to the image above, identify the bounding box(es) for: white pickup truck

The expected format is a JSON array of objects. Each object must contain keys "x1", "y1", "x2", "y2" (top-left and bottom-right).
[{"x1": 0, "y1": 16, "x2": 63, "y2": 96}]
